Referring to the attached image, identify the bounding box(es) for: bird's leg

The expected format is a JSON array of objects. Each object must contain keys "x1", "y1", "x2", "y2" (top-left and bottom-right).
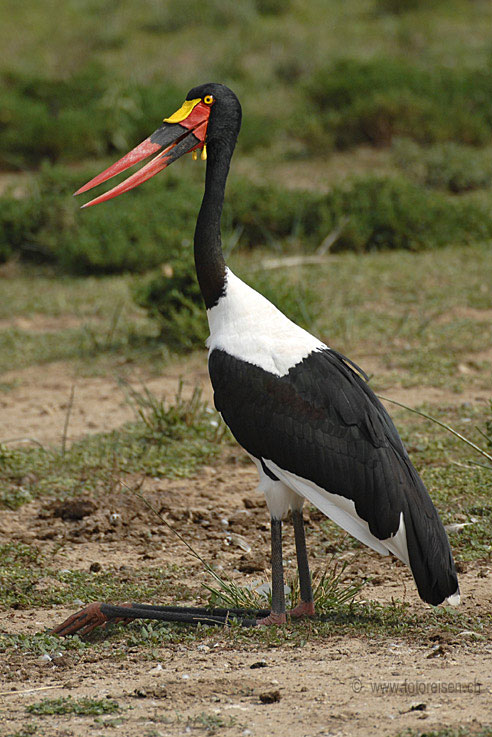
[
  {"x1": 257, "y1": 518, "x2": 286, "y2": 626},
  {"x1": 52, "y1": 603, "x2": 262, "y2": 636},
  {"x1": 290, "y1": 508, "x2": 315, "y2": 618}
]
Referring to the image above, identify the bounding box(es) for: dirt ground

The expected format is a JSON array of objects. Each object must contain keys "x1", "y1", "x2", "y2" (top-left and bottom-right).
[{"x1": 0, "y1": 354, "x2": 491, "y2": 737}]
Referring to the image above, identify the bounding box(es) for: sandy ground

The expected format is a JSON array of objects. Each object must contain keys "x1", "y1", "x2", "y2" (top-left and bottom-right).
[{"x1": 0, "y1": 351, "x2": 491, "y2": 737}]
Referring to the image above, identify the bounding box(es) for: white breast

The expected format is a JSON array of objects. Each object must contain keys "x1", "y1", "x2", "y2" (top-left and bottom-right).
[{"x1": 206, "y1": 268, "x2": 325, "y2": 376}]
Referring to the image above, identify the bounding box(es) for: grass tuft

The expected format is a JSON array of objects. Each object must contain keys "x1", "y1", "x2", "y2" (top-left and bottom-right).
[
  {"x1": 204, "y1": 559, "x2": 364, "y2": 614},
  {"x1": 27, "y1": 696, "x2": 119, "y2": 716}
]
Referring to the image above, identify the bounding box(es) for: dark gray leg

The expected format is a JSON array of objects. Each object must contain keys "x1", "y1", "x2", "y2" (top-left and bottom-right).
[
  {"x1": 257, "y1": 518, "x2": 286, "y2": 625},
  {"x1": 291, "y1": 509, "x2": 315, "y2": 617}
]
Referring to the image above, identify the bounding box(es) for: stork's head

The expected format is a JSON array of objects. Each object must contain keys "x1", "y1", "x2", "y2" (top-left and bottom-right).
[{"x1": 75, "y1": 83, "x2": 242, "y2": 208}]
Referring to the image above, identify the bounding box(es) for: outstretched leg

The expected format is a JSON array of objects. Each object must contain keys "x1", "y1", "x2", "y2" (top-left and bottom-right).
[
  {"x1": 291, "y1": 508, "x2": 315, "y2": 618},
  {"x1": 257, "y1": 518, "x2": 287, "y2": 625}
]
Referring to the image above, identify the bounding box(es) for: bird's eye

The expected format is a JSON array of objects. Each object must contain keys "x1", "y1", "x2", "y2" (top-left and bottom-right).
[{"x1": 204, "y1": 95, "x2": 214, "y2": 105}]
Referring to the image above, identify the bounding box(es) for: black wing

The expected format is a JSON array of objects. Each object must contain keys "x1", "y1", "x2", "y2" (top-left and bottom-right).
[{"x1": 208, "y1": 346, "x2": 458, "y2": 606}]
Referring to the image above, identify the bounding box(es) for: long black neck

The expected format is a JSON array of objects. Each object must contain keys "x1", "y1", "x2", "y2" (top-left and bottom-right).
[{"x1": 194, "y1": 140, "x2": 234, "y2": 309}]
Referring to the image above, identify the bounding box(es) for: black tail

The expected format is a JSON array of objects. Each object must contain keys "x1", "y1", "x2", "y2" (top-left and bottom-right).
[{"x1": 402, "y1": 461, "x2": 460, "y2": 606}]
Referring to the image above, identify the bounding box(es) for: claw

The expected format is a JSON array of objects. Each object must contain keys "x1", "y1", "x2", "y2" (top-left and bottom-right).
[
  {"x1": 290, "y1": 601, "x2": 315, "y2": 619},
  {"x1": 52, "y1": 602, "x2": 133, "y2": 637},
  {"x1": 256, "y1": 611, "x2": 287, "y2": 626}
]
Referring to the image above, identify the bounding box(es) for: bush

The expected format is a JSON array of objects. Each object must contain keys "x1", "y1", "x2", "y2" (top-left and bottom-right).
[
  {"x1": 225, "y1": 179, "x2": 326, "y2": 247},
  {"x1": 133, "y1": 257, "x2": 207, "y2": 350},
  {"x1": 2, "y1": 165, "x2": 492, "y2": 274},
  {"x1": 0, "y1": 65, "x2": 280, "y2": 170},
  {"x1": 0, "y1": 166, "x2": 327, "y2": 272},
  {"x1": 0, "y1": 65, "x2": 183, "y2": 170},
  {"x1": 322, "y1": 176, "x2": 492, "y2": 252},
  {"x1": 392, "y1": 138, "x2": 492, "y2": 193},
  {"x1": 304, "y1": 58, "x2": 492, "y2": 149},
  {"x1": 0, "y1": 164, "x2": 203, "y2": 273}
]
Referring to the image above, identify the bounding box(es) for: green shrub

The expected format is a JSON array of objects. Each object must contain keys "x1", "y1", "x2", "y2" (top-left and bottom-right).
[
  {"x1": 0, "y1": 166, "x2": 326, "y2": 272},
  {"x1": 0, "y1": 164, "x2": 202, "y2": 273},
  {"x1": 2, "y1": 164, "x2": 492, "y2": 275},
  {"x1": 226, "y1": 179, "x2": 326, "y2": 247},
  {"x1": 0, "y1": 65, "x2": 279, "y2": 169},
  {"x1": 304, "y1": 58, "x2": 492, "y2": 149},
  {"x1": 0, "y1": 66, "x2": 182, "y2": 170},
  {"x1": 133, "y1": 257, "x2": 207, "y2": 350},
  {"x1": 322, "y1": 176, "x2": 492, "y2": 252},
  {"x1": 392, "y1": 138, "x2": 492, "y2": 193}
]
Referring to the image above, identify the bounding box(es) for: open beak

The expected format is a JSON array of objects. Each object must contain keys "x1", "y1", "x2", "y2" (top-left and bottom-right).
[{"x1": 74, "y1": 98, "x2": 212, "y2": 208}]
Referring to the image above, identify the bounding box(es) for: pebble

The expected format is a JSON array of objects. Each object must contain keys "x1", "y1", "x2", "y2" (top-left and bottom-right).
[{"x1": 229, "y1": 533, "x2": 252, "y2": 553}]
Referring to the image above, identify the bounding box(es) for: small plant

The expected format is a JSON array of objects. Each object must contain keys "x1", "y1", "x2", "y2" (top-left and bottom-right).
[
  {"x1": 204, "y1": 578, "x2": 267, "y2": 612},
  {"x1": 205, "y1": 558, "x2": 364, "y2": 614},
  {"x1": 123, "y1": 380, "x2": 222, "y2": 441},
  {"x1": 5, "y1": 726, "x2": 38, "y2": 737},
  {"x1": 27, "y1": 696, "x2": 120, "y2": 716},
  {"x1": 186, "y1": 712, "x2": 238, "y2": 733},
  {"x1": 295, "y1": 562, "x2": 364, "y2": 614}
]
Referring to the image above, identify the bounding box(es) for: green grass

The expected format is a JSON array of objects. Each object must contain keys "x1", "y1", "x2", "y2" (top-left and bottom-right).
[
  {"x1": 0, "y1": 385, "x2": 225, "y2": 509},
  {"x1": 27, "y1": 696, "x2": 120, "y2": 716},
  {"x1": 186, "y1": 712, "x2": 239, "y2": 733},
  {"x1": 104, "y1": 594, "x2": 489, "y2": 648},
  {"x1": 3, "y1": 727, "x2": 38, "y2": 737},
  {"x1": 0, "y1": 544, "x2": 192, "y2": 609}
]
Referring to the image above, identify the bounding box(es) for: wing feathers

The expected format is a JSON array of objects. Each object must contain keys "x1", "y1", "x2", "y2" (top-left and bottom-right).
[{"x1": 209, "y1": 346, "x2": 459, "y2": 605}]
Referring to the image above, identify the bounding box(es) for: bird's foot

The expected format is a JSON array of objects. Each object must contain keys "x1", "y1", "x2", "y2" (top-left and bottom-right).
[
  {"x1": 52, "y1": 602, "x2": 133, "y2": 637},
  {"x1": 290, "y1": 600, "x2": 315, "y2": 619},
  {"x1": 256, "y1": 611, "x2": 286, "y2": 626}
]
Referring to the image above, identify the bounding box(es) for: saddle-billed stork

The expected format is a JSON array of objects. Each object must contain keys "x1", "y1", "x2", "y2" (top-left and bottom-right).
[{"x1": 53, "y1": 83, "x2": 459, "y2": 636}]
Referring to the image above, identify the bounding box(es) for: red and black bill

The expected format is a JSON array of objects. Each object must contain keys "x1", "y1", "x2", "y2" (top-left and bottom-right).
[{"x1": 74, "y1": 99, "x2": 212, "y2": 208}]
